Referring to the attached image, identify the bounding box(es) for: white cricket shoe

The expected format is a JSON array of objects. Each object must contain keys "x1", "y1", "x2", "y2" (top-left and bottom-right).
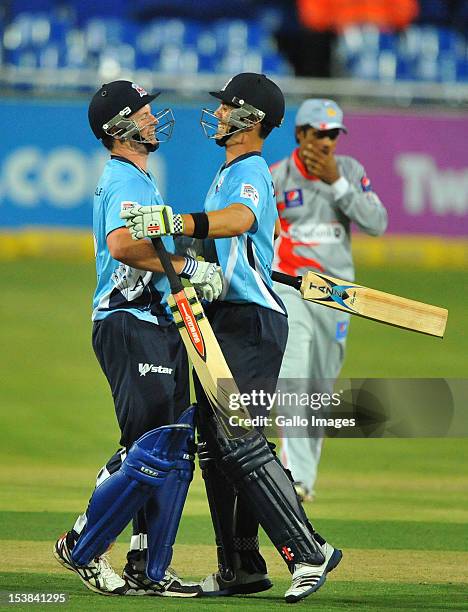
[
  {"x1": 123, "y1": 563, "x2": 202, "y2": 597},
  {"x1": 284, "y1": 541, "x2": 342, "y2": 603},
  {"x1": 54, "y1": 532, "x2": 128, "y2": 596}
]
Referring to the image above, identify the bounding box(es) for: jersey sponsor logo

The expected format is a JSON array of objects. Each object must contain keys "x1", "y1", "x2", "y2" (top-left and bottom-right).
[
  {"x1": 176, "y1": 293, "x2": 206, "y2": 359},
  {"x1": 289, "y1": 222, "x2": 345, "y2": 244},
  {"x1": 335, "y1": 320, "x2": 349, "y2": 341},
  {"x1": 276, "y1": 217, "x2": 324, "y2": 275},
  {"x1": 121, "y1": 201, "x2": 138, "y2": 210},
  {"x1": 284, "y1": 189, "x2": 303, "y2": 208},
  {"x1": 360, "y1": 175, "x2": 372, "y2": 192},
  {"x1": 139, "y1": 363, "x2": 174, "y2": 376},
  {"x1": 132, "y1": 83, "x2": 149, "y2": 97},
  {"x1": 240, "y1": 183, "x2": 259, "y2": 206}
]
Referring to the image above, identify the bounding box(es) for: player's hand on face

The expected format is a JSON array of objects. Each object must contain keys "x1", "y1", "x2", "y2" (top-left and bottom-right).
[
  {"x1": 302, "y1": 142, "x2": 340, "y2": 184},
  {"x1": 120, "y1": 204, "x2": 175, "y2": 239},
  {"x1": 186, "y1": 259, "x2": 224, "y2": 302}
]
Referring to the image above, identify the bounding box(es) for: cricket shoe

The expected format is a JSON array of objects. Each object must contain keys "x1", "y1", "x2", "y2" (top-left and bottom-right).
[
  {"x1": 53, "y1": 532, "x2": 128, "y2": 595},
  {"x1": 123, "y1": 563, "x2": 201, "y2": 597},
  {"x1": 201, "y1": 567, "x2": 272, "y2": 596},
  {"x1": 200, "y1": 550, "x2": 272, "y2": 597},
  {"x1": 284, "y1": 541, "x2": 342, "y2": 604}
]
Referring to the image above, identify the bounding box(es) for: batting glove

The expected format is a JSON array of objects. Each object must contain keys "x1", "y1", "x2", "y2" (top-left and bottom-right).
[
  {"x1": 120, "y1": 204, "x2": 184, "y2": 239},
  {"x1": 180, "y1": 257, "x2": 223, "y2": 302}
]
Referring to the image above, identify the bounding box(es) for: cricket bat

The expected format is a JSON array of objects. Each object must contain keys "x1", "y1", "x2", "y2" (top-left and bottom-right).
[
  {"x1": 271, "y1": 270, "x2": 448, "y2": 338},
  {"x1": 152, "y1": 237, "x2": 252, "y2": 438}
]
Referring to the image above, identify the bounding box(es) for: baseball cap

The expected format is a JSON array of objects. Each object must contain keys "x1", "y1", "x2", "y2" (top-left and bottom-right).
[
  {"x1": 209, "y1": 73, "x2": 285, "y2": 128},
  {"x1": 295, "y1": 99, "x2": 347, "y2": 133},
  {"x1": 88, "y1": 80, "x2": 159, "y2": 139}
]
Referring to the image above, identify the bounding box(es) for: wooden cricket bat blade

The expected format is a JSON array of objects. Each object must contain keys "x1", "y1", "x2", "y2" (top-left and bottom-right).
[
  {"x1": 168, "y1": 287, "x2": 253, "y2": 437},
  {"x1": 272, "y1": 270, "x2": 448, "y2": 338},
  {"x1": 152, "y1": 237, "x2": 252, "y2": 439}
]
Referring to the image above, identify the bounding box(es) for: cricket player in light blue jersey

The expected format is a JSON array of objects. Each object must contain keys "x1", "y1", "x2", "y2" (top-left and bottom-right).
[
  {"x1": 123, "y1": 73, "x2": 343, "y2": 604},
  {"x1": 53, "y1": 80, "x2": 223, "y2": 598}
]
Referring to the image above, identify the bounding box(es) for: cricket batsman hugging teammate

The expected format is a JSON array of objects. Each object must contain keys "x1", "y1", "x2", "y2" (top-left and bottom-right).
[{"x1": 54, "y1": 73, "x2": 343, "y2": 604}]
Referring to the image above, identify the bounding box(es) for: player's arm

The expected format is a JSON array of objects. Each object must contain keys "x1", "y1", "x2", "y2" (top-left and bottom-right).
[
  {"x1": 107, "y1": 227, "x2": 186, "y2": 274},
  {"x1": 300, "y1": 146, "x2": 387, "y2": 236},
  {"x1": 331, "y1": 158, "x2": 388, "y2": 236},
  {"x1": 179, "y1": 204, "x2": 255, "y2": 238},
  {"x1": 108, "y1": 227, "x2": 223, "y2": 302}
]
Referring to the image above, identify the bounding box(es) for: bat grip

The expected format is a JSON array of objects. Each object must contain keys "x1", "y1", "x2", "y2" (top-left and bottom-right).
[
  {"x1": 271, "y1": 270, "x2": 302, "y2": 291},
  {"x1": 151, "y1": 238, "x2": 184, "y2": 294}
]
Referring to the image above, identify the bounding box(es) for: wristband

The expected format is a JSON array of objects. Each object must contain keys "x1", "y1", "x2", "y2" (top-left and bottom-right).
[
  {"x1": 180, "y1": 255, "x2": 198, "y2": 279},
  {"x1": 331, "y1": 176, "x2": 349, "y2": 201},
  {"x1": 191, "y1": 212, "x2": 209, "y2": 239},
  {"x1": 173, "y1": 213, "x2": 184, "y2": 235}
]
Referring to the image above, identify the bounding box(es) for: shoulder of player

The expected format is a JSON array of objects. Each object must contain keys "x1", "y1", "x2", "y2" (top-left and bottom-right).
[
  {"x1": 336, "y1": 155, "x2": 366, "y2": 180},
  {"x1": 227, "y1": 156, "x2": 271, "y2": 188},
  {"x1": 102, "y1": 172, "x2": 157, "y2": 208}
]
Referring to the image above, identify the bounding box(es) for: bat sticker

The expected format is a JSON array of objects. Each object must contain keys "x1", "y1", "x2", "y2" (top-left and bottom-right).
[
  {"x1": 307, "y1": 275, "x2": 358, "y2": 310},
  {"x1": 175, "y1": 294, "x2": 206, "y2": 360}
]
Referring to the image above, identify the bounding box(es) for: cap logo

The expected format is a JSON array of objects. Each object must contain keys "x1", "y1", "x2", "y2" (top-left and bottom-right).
[
  {"x1": 221, "y1": 77, "x2": 233, "y2": 91},
  {"x1": 132, "y1": 83, "x2": 148, "y2": 97},
  {"x1": 326, "y1": 108, "x2": 337, "y2": 117}
]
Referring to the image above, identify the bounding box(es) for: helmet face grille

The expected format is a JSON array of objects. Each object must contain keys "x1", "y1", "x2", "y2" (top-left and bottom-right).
[
  {"x1": 101, "y1": 107, "x2": 175, "y2": 145},
  {"x1": 200, "y1": 102, "x2": 264, "y2": 144},
  {"x1": 209, "y1": 73, "x2": 284, "y2": 128}
]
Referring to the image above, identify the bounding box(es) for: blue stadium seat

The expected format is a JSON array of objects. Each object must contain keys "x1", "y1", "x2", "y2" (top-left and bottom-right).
[{"x1": 337, "y1": 23, "x2": 468, "y2": 83}]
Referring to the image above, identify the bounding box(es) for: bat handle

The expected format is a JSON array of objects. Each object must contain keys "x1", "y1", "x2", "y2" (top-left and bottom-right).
[
  {"x1": 151, "y1": 238, "x2": 184, "y2": 294},
  {"x1": 271, "y1": 270, "x2": 303, "y2": 291}
]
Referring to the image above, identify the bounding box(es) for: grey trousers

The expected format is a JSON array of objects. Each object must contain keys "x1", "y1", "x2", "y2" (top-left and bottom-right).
[{"x1": 274, "y1": 283, "x2": 349, "y2": 494}]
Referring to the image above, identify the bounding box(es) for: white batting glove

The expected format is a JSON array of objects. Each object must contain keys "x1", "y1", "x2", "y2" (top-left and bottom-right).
[
  {"x1": 181, "y1": 257, "x2": 223, "y2": 302},
  {"x1": 120, "y1": 204, "x2": 183, "y2": 239}
]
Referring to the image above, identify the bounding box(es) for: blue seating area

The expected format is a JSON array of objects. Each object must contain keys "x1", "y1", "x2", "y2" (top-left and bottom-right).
[
  {"x1": 336, "y1": 24, "x2": 468, "y2": 82},
  {"x1": 1, "y1": 0, "x2": 468, "y2": 86},
  {"x1": 0, "y1": 6, "x2": 292, "y2": 83}
]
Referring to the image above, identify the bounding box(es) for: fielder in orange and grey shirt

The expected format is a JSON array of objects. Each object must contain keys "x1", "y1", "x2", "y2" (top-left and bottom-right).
[{"x1": 271, "y1": 99, "x2": 388, "y2": 500}]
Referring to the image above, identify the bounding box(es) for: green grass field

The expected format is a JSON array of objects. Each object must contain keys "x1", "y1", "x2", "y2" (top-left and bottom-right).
[{"x1": 0, "y1": 260, "x2": 467, "y2": 611}]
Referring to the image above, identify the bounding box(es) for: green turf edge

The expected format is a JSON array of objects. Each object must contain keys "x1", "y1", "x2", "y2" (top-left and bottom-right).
[
  {"x1": 1, "y1": 512, "x2": 467, "y2": 553},
  {"x1": 0, "y1": 573, "x2": 467, "y2": 612}
]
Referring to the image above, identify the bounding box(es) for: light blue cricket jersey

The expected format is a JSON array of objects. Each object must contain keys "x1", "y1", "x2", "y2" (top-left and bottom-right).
[
  {"x1": 92, "y1": 156, "x2": 174, "y2": 325},
  {"x1": 204, "y1": 152, "x2": 286, "y2": 315}
]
